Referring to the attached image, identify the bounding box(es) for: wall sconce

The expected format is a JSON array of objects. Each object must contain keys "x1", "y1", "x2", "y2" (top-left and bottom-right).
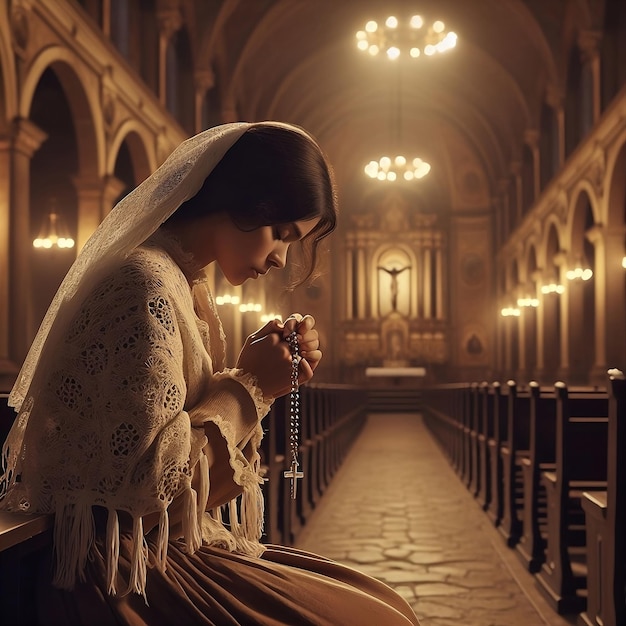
[
  {"x1": 541, "y1": 283, "x2": 565, "y2": 294},
  {"x1": 261, "y1": 312, "x2": 283, "y2": 323},
  {"x1": 32, "y1": 212, "x2": 75, "y2": 249},
  {"x1": 500, "y1": 306, "x2": 520, "y2": 317},
  {"x1": 215, "y1": 294, "x2": 240, "y2": 306},
  {"x1": 565, "y1": 258, "x2": 593, "y2": 281},
  {"x1": 517, "y1": 296, "x2": 539, "y2": 307},
  {"x1": 239, "y1": 302, "x2": 262, "y2": 313}
]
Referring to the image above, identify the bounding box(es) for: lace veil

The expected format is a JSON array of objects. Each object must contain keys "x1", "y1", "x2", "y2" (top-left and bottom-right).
[{"x1": 9, "y1": 122, "x2": 256, "y2": 411}]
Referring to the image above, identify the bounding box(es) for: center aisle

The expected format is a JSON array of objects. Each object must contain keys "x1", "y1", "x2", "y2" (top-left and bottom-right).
[{"x1": 295, "y1": 413, "x2": 574, "y2": 626}]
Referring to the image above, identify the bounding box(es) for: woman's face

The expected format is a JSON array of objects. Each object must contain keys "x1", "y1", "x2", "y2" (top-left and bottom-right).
[{"x1": 206, "y1": 214, "x2": 321, "y2": 285}]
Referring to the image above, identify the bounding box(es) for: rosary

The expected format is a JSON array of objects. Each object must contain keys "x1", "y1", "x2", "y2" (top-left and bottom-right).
[{"x1": 283, "y1": 330, "x2": 303, "y2": 499}]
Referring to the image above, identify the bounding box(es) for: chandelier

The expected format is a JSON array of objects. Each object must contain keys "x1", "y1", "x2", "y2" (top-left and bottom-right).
[
  {"x1": 364, "y1": 155, "x2": 431, "y2": 182},
  {"x1": 32, "y1": 211, "x2": 75, "y2": 249},
  {"x1": 356, "y1": 15, "x2": 457, "y2": 60}
]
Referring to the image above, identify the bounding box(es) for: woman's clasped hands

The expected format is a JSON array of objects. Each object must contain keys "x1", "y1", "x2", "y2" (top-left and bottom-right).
[{"x1": 236, "y1": 313, "x2": 321, "y2": 399}]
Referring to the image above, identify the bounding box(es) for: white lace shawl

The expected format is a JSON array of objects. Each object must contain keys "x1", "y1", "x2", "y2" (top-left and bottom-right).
[
  {"x1": 0, "y1": 234, "x2": 273, "y2": 597},
  {"x1": 0, "y1": 120, "x2": 318, "y2": 598}
]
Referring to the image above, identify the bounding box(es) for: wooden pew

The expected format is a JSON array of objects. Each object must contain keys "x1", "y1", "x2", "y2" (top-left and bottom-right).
[
  {"x1": 0, "y1": 511, "x2": 54, "y2": 626},
  {"x1": 260, "y1": 398, "x2": 286, "y2": 544},
  {"x1": 477, "y1": 381, "x2": 494, "y2": 511},
  {"x1": 516, "y1": 381, "x2": 558, "y2": 572},
  {"x1": 0, "y1": 391, "x2": 15, "y2": 446},
  {"x1": 578, "y1": 370, "x2": 626, "y2": 626},
  {"x1": 486, "y1": 381, "x2": 507, "y2": 527},
  {"x1": 0, "y1": 392, "x2": 55, "y2": 625},
  {"x1": 499, "y1": 380, "x2": 531, "y2": 547},
  {"x1": 421, "y1": 383, "x2": 469, "y2": 469},
  {"x1": 468, "y1": 382, "x2": 482, "y2": 497},
  {"x1": 535, "y1": 382, "x2": 608, "y2": 615}
]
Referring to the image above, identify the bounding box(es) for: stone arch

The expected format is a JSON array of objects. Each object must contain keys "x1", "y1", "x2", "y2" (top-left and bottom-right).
[
  {"x1": 20, "y1": 48, "x2": 101, "y2": 179},
  {"x1": 107, "y1": 121, "x2": 156, "y2": 208}
]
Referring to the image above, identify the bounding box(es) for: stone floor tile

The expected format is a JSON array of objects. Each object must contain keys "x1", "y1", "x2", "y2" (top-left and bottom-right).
[{"x1": 296, "y1": 413, "x2": 575, "y2": 626}]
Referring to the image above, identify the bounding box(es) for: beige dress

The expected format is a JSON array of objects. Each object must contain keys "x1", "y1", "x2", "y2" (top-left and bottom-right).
[{"x1": 7, "y1": 234, "x2": 419, "y2": 625}]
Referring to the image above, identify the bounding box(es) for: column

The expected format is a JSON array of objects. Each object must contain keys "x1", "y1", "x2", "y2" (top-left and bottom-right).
[
  {"x1": 345, "y1": 237, "x2": 354, "y2": 320},
  {"x1": 533, "y1": 269, "x2": 546, "y2": 376},
  {"x1": 364, "y1": 237, "x2": 372, "y2": 319},
  {"x1": 546, "y1": 86, "x2": 565, "y2": 172},
  {"x1": 524, "y1": 129, "x2": 540, "y2": 205},
  {"x1": 554, "y1": 251, "x2": 569, "y2": 380},
  {"x1": 516, "y1": 287, "x2": 527, "y2": 377},
  {"x1": 586, "y1": 225, "x2": 608, "y2": 382},
  {"x1": 578, "y1": 30, "x2": 602, "y2": 126},
  {"x1": 434, "y1": 236, "x2": 444, "y2": 319},
  {"x1": 156, "y1": 6, "x2": 182, "y2": 107},
  {"x1": 102, "y1": 174, "x2": 127, "y2": 217},
  {"x1": 423, "y1": 240, "x2": 432, "y2": 319},
  {"x1": 194, "y1": 68, "x2": 214, "y2": 133},
  {"x1": 73, "y1": 175, "x2": 107, "y2": 251},
  {"x1": 356, "y1": 242, "x2": 366, "y2": 319},
  {"x1": 0, "y1": 135, "x2": 10, "y2": 363},
  {"x1": 510, "y1": 161, "x2": 522, "y2": 225},
  {"x1": 10, "y1": 118, "x2": 48, "y2": 362}
]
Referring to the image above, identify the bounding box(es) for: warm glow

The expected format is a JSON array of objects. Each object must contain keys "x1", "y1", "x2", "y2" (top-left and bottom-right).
[
  {"x1": 501, "y1": 307, "x2": 521, "y2": 317},
  {"x1": 215, "y1": 294, "x2": 241, "y2": 305},
  {"x1": 566, "y1": 266, "x2": 593, "y2": 281},
  {"x1": 356, "y1": 15, "x2": 457, "y2": 59},
  {"x1": 239, "y1": 302, "x2": 262, "y2": 313},
  {"x1": 622, "y1": 256, "x2": 626, "y2": 269},
  {"x1": 541, "y1": 283, "x2": 565, "y2": 294},
  {"x1": 364, "y1": 155, "x2": 431, "y2": 181},
  {"x1": 517, "y1": 297, "x2": 539, "y2": 307},
  {"x1": 261, "y1": 312, "x2": 283, "y2": 323},
  {"x1": 33, "y1": 212, "x2": 75, "y2": 249}
]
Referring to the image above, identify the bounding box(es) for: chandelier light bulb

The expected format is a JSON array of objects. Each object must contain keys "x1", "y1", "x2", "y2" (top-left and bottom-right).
[
  {"x1": 385, "y1": 16, "x2": 398, "y2": 29},
  {"x1": 364, "y1": 155, "x2": 431, "y2": 182},
  {"x1": 410, "y1": 15, "x2": 424, "y2": 29},
  {"x1": 33, "y1": 211, "x2": 75, "y2": 250},
  {"x1": 356, "y1": 15, "x2": 457, "y2": 60}
]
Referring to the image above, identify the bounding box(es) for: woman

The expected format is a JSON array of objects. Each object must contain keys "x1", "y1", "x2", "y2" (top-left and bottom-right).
[{"x1": 1, "y1": 122, "x2": 419, "y2": 625}]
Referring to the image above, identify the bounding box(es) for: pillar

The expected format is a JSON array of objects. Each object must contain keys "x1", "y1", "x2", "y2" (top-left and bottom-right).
[
  {"x1": 423, "y1": 240, "x2": 431, "y2": 319},
  {"x1": 156, "y1": 5, "x2": 182, "y2": 107},
  {"x1": 586, "y1": 225, "x2": 609, "y2": 382},
  {"x1": 345, "y1": 237, "x2": 354, "y2": 320},
  {"x1": 194, "y1": 68, "x2": 214, "y2": 133},
  {"x1": 10, "y1": 118, "x2": 48, "y2": 361}
]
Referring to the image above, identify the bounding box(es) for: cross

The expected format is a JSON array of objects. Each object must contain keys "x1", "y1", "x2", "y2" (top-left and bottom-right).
[{"x1": 284, "y1": 460, "x2": 304, "y2": 499}]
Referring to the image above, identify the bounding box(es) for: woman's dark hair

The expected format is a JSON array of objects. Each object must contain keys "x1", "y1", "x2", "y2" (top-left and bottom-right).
[{"x1": 165, "y1": 123, "x2": 337, "y2": 286}]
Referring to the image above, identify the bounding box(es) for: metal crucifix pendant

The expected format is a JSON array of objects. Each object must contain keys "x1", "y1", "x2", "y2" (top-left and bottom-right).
[{"x1": 284, "y1": 460, "x2": 304, "y2": 499}]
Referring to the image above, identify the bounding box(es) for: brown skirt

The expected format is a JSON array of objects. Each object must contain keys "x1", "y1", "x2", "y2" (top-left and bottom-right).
[{"x1": 37, "y1": 534, "x2": 420, "y2": 625}]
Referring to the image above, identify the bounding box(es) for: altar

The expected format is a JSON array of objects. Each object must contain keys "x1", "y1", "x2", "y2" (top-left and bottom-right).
[{"x1": 365, "y1": 367, "x2": 426, "y2": 378}]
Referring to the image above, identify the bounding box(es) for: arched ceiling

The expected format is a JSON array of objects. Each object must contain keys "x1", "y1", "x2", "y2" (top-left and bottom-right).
[{"x1": 184, "y1": 0, "x2": 600, "y2": 213}]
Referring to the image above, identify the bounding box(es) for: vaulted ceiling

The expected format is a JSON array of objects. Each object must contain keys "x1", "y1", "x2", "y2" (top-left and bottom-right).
[{"x1": 181, "y1": 0, "x2": 604, "y2": 215}]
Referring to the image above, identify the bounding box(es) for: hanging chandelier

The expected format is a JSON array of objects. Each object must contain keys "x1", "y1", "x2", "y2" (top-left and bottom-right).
[
  {"x1": 364, "y1": 155, "x2": 431, "y2": 182},
  {"x1": 32, "y1": 212, "x2": 75, "y2": 249},
  {"x1": 356, "y1": 15, "x2": 457, "y2": 60}
]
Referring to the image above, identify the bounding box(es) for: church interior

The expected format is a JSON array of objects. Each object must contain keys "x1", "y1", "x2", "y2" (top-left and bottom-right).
[
  {"x1": 1, "y1": 0, "x2": 625, "y2": 391},
  {"x1": 0, "y1": 1, "x2": 625, "y2": 625}
]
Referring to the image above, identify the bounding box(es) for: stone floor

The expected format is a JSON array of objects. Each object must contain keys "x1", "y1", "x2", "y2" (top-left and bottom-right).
[{"x1": 295, "y1": 413, "x2": 576, "y2": 626}]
